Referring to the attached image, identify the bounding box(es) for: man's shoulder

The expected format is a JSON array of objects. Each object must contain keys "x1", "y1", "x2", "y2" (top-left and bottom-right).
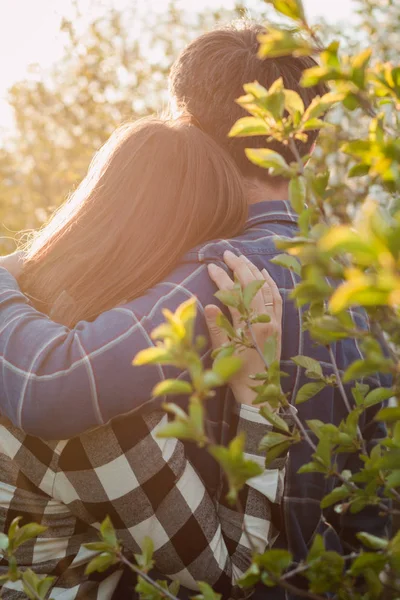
[
  {"x1": 187, "y1": 201, "x2": 298, "y2": 263},
  {"x1": 123, "y1": 201, "x2": 298, "y2": 318}
]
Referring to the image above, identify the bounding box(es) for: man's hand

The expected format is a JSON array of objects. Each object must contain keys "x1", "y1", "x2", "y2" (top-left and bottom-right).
[{"x1": 0, "y1": 251, "x2": 25, "y2": 280}]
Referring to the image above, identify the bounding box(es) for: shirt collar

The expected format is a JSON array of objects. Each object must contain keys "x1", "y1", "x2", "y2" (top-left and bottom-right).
[{"x1": 245, "y1": 200, "x2": 298, "y2": 230}]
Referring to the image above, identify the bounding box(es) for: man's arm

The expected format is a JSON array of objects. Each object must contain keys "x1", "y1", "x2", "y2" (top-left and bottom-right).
[
  {"x1": 49, "y1": 407, "x2": 287, "y2": 597},
  {"x1": 0, "y1": 264, "x2": 213, "y2": 439}
]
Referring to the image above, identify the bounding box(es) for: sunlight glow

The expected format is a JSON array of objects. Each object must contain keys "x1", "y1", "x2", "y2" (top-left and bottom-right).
[{"x1": 0, "y1": 0, "x2": 357, "y2": 131}]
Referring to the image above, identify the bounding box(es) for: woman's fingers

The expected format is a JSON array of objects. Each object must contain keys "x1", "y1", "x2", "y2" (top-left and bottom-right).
[
  {"x1": 223, "y1": 251, "x2": 267, "y2": 316},
  {"x1": 262, "y1": 267, "x2": 282, "y2": 323},
  {"x1": 223, "y1": 251, "x2": 282, "y2": 362},
  {"x1": 207, "y1": 263, "x2": 234, "y2": 291},
  {"x1": 207, "y1": 252, "x2": 282, "y2": 362},
  {"x1": 204, "y1": 304, "x2": 229, "y2": 349},
  {"x1": 241, "y1": 254, "x2": 276, "y2": 320},
  {"x1": 262, "y1": 268, "x2": 282, "y2": 359}
]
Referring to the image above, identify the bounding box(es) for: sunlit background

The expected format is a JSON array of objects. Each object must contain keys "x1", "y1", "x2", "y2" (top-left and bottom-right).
[
  {"x1": 3, "y1": 0, "x2": 384, "y2": 253},
  {"x1": 0, "y1": 0, "x2": 357, "y2": 131}
]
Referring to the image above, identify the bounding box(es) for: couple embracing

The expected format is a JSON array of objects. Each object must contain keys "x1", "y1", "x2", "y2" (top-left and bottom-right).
[{"x1": 0, "y1": 21, "x2": 387, "y2": 600}]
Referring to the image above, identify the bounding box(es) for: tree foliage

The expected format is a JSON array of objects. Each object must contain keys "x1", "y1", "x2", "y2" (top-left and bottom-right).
[{"x1": 0, "y1": 2, "x2": 249, "y2": 250}]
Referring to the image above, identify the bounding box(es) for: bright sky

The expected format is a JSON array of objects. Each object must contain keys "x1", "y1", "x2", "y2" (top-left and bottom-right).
[{"x1": 0, "y1": 0, "x2": 358, "y2": 131}]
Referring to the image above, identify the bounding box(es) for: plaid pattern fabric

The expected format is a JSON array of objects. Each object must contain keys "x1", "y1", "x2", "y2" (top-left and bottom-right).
[
  {"x1": 0, "y1": 200, "x2": 390, "y2": 600},
  {"x1": 0, "y1": 406, "x2": 290, "y2": 599}
]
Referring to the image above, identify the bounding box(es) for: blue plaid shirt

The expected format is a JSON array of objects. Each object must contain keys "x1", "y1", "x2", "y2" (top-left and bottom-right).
[{"x1": 0, "y1": 200, "x2": 388, "y2": 598}]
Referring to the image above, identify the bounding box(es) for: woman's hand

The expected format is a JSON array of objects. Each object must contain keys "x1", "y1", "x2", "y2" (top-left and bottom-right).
[
  {"x1": 0, "y1": 251, "x2": 25, "y2": 280},
  {"x1": 205, "y1": 250, "x2": 282, "y2": 407}
]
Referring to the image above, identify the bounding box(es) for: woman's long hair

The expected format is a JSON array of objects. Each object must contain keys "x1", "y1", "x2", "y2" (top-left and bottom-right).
[{"x1": 20, "y1": 117, "x2": 247, "y2": 326}]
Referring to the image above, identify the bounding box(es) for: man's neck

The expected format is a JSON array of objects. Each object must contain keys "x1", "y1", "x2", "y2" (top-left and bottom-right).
[{"x1": 244, "y1": 177, "x2": 289, "y2": 205}]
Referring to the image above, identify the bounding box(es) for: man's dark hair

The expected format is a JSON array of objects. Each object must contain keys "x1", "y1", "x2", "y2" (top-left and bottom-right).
[{"x1": 169, "y1": 21, "x2": 328, "y2": 180}]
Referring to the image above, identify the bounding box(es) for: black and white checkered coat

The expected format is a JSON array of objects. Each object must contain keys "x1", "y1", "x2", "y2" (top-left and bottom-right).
[{"x1": 0, "y1": 404, "x2": 287, "y2": 599}]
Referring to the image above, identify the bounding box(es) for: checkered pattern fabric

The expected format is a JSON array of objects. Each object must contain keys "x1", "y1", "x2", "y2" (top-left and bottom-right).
[{"x1": 0, "y1": 405, "x2": 290, "y2": 599}]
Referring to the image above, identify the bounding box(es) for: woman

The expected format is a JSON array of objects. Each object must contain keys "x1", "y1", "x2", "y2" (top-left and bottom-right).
[
  {"x1": 0, "y1": 117, "x2": 284, "y2": 597},
  {"x1": 18, "y1": 117, "x2": 247, "y2": 326}
]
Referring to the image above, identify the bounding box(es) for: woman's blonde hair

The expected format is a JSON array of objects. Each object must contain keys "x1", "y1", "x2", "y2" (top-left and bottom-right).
[{"x1": 20, "y1": 117, "x2": 247, "y2": 326}]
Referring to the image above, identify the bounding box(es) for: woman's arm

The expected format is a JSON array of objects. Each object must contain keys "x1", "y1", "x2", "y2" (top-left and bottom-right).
[{"x1": 0, "y1": 262, "x2": 212, "y2": 438}]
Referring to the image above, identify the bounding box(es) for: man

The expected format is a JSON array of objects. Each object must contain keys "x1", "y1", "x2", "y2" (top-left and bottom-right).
[{"x1": 0, "y1": 21, "x2": 386, "y2": 599}]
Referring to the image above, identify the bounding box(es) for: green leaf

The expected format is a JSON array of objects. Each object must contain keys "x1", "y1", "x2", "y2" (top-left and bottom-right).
[
  {"x1": 302, "y1": 92, "x2": 344, "y2": 121},
  {"x1": 252, "y1": 314, "x2": 272, "y2": 324},
  {"x1": 214, "y1": 289, "x2": 240, "y2": 309},
  {"x1": 263, "y1": 337, "x2": 277, "y2": 367},
  {"x1": 0, "y1": 533, "x2": 8, "y2": 552},
  {"x1": 284, "y1": 89, "x2": 305, "y2": 115},
  {"x1": 260, "y1": 406, "x2": 290, "y2": 433},
  {"x1": 210, "y1": 434, "x2": 263, "y2": 504},
  {"x1": 302, "y1": 118, "x2": 331, "y2": 131},
  {"x1": 264, "y1": 440, "x2": 293, "y2": 467},
  {"x1": 356, "y1": 532, "x2": 389, "y2": 550},
  {"x1": 377, "y1": 449, "x2": 400, "y2": 470},
  {"x1": 228, "y1": 117, "x2": 271, "y2": 138},
  {"x1": 133, "y1": 347, "x2": 172, "y2": 366},
  {"x1": 160, "y1": 400, "x2": 206, "y2": 445},
  {"x1": 245, "y1": 148, "x2": 290, "y2": 174},
  {"x1": 21, "y1": 570, "x2": 56, "y2": 600},
  {"x1": 320, "y1": 485, "x2": 350, "y2": 509},
  {"x1": 364, "y1": 387, "x2": 393, "y2": 407},
  {"x1": 298, "y1": 460, "x2": 327, "y2": 474},
  {"x1": 257, "y1": 549, "x2": 293, "y2": 575},
  {"x1": 13, "y1": 523, "x2": 47, "y2": 551},
  {"x1": 350, "y1": 552, "x2": 387, "y2": 576},
  {"x1": 352, "y1": 382, "x2": 370, "y2": 406},
  {"x1": 254, "y1": 383, "x2": 283, "y2": 407},
  {"x1": 270, "y1": 254, "x2": 301, "y2": 276},
  {"x1": 243, "y1": 81, "x2": 269, "y2": 99},
  {"x1": 169, "y1": 580, "x2": 180, "y2": 597},
  {"x1": 135, "y1": 575, "x2": 163, "y2": 600},
  {"x1": 213, "y1": 356, "x2": 243, "y2": 382},
  {"x1": 153, "y1": 379, "x2": 193, "y2": 397},
  {"x1": 267, "y1": 0, "x2": 305, "y2": 21},
  {"x1": 295, "y1": 382, "x2": 326, "y2": 404},
  {"x1": 84, "y1": 541, "x2": 113, "y2": 552},
  {"x1": 85, "y1": 552, "x2": 115, "y2": 575},
  {"x1": 259, "y1": 431, "x2": 291, "y2": 450},
  {"x1": 375, "y1": 407, "x2": 400, "y2": 422},
  {"x1": 203, "y1": 370, "x2": 225, "y2": 388},
  {"x1": 216, "y1": 313, "x2": 237, "y2": 339},
  {"x1": 243, "y1": 279, "x2": 265, "y2": 310},
  {"x1": 37, "y1": 575, "x2": 56, "y2": 598},
  {"x1": 258, "y1": 28, "x2": 312, "y2": 59},
  {"x1": 289, "y1": 176, "x2": 306, "y2": 213},
  {"x1": 134, "y1": 537, "x2": 154, "y2": 571},
  {"x1": 301, "y1": 65, "x2": 339, "y2": 87},
  {"x1": 343, "y1": 359, "x2": 379, "y2": 383},
  {"x1": 348, "y1": 163, "x2": 370, "y2": 177},
  {"x1": 191, "y1": 582, "x2": 222, "y2": 600},
  {"x1": 307, "y1": 534, "x2": 325, "y2": 562},
  {"x1": 156, "y1": 421, "x2": 194, "y2": 440},
  {"x1": 100, "y1": 516, "x2": 117, "y2": 548},
  {"x1": 292, "y1": 355, "x2": 323, "y2": 377},
  {"x1": 237, "y1": 563, "x2": 261, "y2": 588},
  {"x1": 7, "y1": 517, "x2": 22, "y2": 541}
]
